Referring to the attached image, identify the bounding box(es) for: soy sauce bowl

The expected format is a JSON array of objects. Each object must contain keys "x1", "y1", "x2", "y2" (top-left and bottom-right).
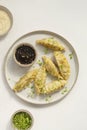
[
  {"x1": 11, "y1": 109, "x2": 34, "y2": 130},
  {"x1": 13, "y1": 43, "x2": 37, "y2": 67}
]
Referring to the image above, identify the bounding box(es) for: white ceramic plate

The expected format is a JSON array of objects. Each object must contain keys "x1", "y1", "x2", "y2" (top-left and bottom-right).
[{"x1": 4, "y1": 30, "x2": 79, "y2": 105}]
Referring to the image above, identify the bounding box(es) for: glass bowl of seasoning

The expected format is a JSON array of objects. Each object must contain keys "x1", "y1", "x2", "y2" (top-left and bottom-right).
[
  {"x1": 13, "y1": 43, "x2": 37, "y2": 67},
  {"x1": 0, "y1": 5, "x2": 13, "y2": 37},
  {"x1": 11, "y1": 109, "x2": 34, "y2": 130}
]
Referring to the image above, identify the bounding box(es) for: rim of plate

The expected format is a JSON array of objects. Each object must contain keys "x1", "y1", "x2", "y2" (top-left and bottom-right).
[{"x1": 4, "y1": 30, "x2": 79, "y2": 105}]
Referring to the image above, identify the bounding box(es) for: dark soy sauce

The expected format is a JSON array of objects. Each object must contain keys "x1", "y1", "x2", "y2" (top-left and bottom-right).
[{"x1": 15, "y1": 44, "x2": 36, "y2": 64}]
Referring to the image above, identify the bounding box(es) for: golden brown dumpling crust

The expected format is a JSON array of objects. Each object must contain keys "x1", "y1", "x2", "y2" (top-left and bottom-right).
[
  {"x1": 36, "y1": 38, "x2": 65, "y2": 51},
  {"x1": 42, "y1": 56, "x2": 63, "y2": 79},
  {"x1": 54, "y1": 51, "x2": 70, "y2": 80},
  {"x1": 43, "y1": 80, "x2": 67, "y2": 94},
  {"x1": 34, "y1": 65, "x2": 47, "y2": 94},
  {"x1": 13, "y1": 69, "x2": 38, "y2": 92}
]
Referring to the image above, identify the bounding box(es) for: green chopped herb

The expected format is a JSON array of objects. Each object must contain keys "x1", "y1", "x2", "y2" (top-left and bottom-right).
[
  {"x1": 61, "y1": 92, "x2": 64, "y2": 95},
  {"x1": 27, "y1": 90, "x2": 35, "y2": 98},
  {"x1": 30, "y1": 85, "x2": 34, "y2": 89},
  {"x1": 37, "y1": 60, "x2": 43, "y2": 66},
  {"x1": 12, "y1": 111, "x2": 32, "y2": 130},
  {"x1": 64, "y1": 88, "x2": 68, "y2": 92},
  {"x1": 61, "y1": 87, "x2": 68, "y2": 95},
  {"x1": 27, "y1": 83, "x2": 34, "y2": 89},
  {"x1": 44, "y1": 48, "x2": 49, "y2": 54},
  {"x1": 69, "y1": 53, "x2": 73, "y2": 59},
  {"x1": 28, "y1": 91, "x2": 35, "y2": 98},
  {"x1": 45, "y1": 95, "x2": 52, "y2": 102},
  {"x1": 28, "y1": 84, "x2": 34, "y2": 89}
]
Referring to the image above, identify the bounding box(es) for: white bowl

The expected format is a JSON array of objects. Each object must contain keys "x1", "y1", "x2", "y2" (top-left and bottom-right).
[
  {"x1": 0, "y1": 5, "x2": 13, "y2": 37},
  {"x1": 11, "y1": 109, "x2": 34, "y2": 130}
]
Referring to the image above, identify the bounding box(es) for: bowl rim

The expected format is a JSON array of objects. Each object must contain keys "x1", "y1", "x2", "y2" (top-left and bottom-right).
[
  {"x1": 11, "y1": 109, "x2": 34, "y2": 130},
  {"x1": 0, "y1": 5, "x2": 13, "y2": 37},
  {"x1": 13, "y1": 43, "x2": 37, "y2": 67}
]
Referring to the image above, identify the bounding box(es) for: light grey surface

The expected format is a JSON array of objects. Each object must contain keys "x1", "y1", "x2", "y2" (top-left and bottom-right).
[{"x1": 0, "y1": 0, "x2": 87, "y2": 130}]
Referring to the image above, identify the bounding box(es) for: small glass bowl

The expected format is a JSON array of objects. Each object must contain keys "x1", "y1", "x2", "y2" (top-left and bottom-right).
[
  {"x1": 13, "y1": 43, "x2": 37, "y2": 67},
  {"x1": 11, "y1": 109, "x2": 34, "y2": 130}
]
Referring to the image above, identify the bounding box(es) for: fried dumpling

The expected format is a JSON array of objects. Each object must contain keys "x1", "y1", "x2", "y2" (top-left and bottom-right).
[
  {"x1": 13, "y1": 69, "x2": 38, "y2": 92},
  {"x1": 42, "y1": 56, "x2": 63, "y2": 79},
  {"x1": 34, "y1": 65, "x2": 47, "y2": 94},
  {"x1": 36, "y1": 37, "x2": 65, "y2": 51},
  {"x1": 54, "y1": 51, "x2": 70, "y2": 80},
  {"x1": 43, "y1": 80, "x2": 67, "y2": 94}
]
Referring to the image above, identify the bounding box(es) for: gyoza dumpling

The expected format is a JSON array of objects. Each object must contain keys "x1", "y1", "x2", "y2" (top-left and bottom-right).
[
  {"x1": 34, "y1": 65, "x2": 47, "y2": 94},
  {"x1": 13, "y1": 69, "x2": 38, "y2": 92},
  {"x1": 54, "y1": 51, "x2": 70, "y2": 80},
  {"x1": 36, "y1": 37, "x2": 65, "y2": 51},
  {"x1": 43, "y1": 80, "x2": 67, "y2": 94},
  {"x1": 42, "y1": 56, "x2": 63, "y2": 79}
]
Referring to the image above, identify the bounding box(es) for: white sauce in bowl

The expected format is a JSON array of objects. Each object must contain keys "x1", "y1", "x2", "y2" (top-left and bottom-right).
[{"x1": 0, "y1": 9, "x2": 11, "y2": 36}]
